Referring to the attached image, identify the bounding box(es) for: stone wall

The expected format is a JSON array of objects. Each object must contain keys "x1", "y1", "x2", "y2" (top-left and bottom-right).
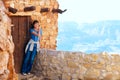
[
  {"x1": 32, "y1": 49, "x2": 120, "y2": 80},
  {"x1": 3, "y1": 0, "x2": 59, "y2": 49},
  {"x1": 0, "y1": 1, "x2": 18, "y2": 80}
]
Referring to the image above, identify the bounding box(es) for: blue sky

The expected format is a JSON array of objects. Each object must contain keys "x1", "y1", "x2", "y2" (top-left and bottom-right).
[{"x1": 57, "y1": 0, "x2": 120, "y2": 53}]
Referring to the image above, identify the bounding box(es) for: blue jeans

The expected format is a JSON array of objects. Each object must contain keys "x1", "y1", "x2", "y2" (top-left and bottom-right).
[{"x1": 21, "y1": 43, "x2": 37, "y2": 73}]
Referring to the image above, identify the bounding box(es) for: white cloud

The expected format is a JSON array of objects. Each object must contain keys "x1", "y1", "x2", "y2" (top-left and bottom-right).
[
  {"x1": 71, "y1": 25, "x2": 120, "y2": 53},
  {"x1": 72, "y1": 37, "x2": 120, "y2": 53},
  {"x1": 84, "y1": 27, "x2": 100, "y2": 36},
  {"x1": 109, "y1": 46, "x2": 120, "y2": 54},
  {"x1": 72, "y1": 43, "x2": 99, "y2": 52},
  {"x1": 77, "y1": 25, "x2": 106, "y2": 36}
]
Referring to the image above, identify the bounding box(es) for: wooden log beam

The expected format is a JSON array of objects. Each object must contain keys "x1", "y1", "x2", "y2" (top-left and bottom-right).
[
  {"x1": 40, "y1": 8, "x2": 49, "y2": 13},
  {"x1": 52, "y1": 9, "x2": 67, "y2": 14},
  {"x1": 8, "y1": 7, "x2": 17, "y2": 14},
  {"x1": 24, "y1": 6, "x2": 36, "y2": 12}
]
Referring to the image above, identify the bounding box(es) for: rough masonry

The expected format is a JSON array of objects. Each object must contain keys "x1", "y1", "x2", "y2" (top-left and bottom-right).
[
  {"x1": 32, "y1": 49, "x2": 120, "y2": 80},
  {"x1": 3, "y1": 0, "x2": 59, "y2": 49}
]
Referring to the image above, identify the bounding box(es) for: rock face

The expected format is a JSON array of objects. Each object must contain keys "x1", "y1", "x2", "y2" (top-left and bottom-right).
[
  {"x1": 3, "y1": 0, "x2": 59, "y2": 50},
  {"x1": 0, "y1": 1, "x2": 18, "y2": 80},
  {"x1": 32, "y1": 49, "x2": 120, "y2": 80}
]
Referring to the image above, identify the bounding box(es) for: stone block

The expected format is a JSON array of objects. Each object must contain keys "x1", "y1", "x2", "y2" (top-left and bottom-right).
[
  {"x1": 67, "y1": 61, "x2": 79, "y2": 68},
  {"x1": 62, "y1": 74, "x2": 71, "y2": 80},
  {"x1": 85, "y1": 68, "x2": 100, "y2": 78}
]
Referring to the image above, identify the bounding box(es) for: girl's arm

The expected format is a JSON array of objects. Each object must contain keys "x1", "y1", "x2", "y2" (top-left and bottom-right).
[
  {"x1": 30, "y1": 29, "x2": 42, "y2": 38},
  {"x1": 30, "y1": 28, "x2": 40, "y2": 37},
  {"x1": 31, "y1": 31, "x2": 39, "y2": 36},
  {"x1": 32, "y1": 32, "x2": 41, "y2": 39},
  {"x1": 32, "y1": 31, "x2": 41, "y2": 38}
]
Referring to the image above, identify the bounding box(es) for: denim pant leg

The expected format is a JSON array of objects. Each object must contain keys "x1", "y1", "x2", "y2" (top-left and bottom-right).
[
  {"x1": 21, "y1": 44, "x2": 31, "y2": 73},
  {"x1": 21, "y1": 51, "x2": 31, "y2": 73},
  {"x1": 27, "y1": 44, "x2": 37, "y2": 73}
]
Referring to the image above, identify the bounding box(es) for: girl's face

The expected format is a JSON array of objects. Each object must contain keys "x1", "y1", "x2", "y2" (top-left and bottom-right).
[{"x1": 34, "y1": 22, "x2": 39, "y2": 29}]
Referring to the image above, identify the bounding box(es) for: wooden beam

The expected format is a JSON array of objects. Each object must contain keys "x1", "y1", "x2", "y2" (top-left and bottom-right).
[
  {"x1": 24, "y1": 6, "x2": 36, "y2": 12},
  {"x1": 8, "y1": 7, "x2": 17, "y2": 14},
  {"x1": 52, "y1": 9, "x2": 67, "y2": 14},
  {"x1": 40, "y1": 8, "x2": 49, "y2": 13}
]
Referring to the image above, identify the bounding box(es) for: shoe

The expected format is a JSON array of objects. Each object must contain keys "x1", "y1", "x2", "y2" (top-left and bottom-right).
[{"x1": 22, "y1": 73, "x2": 27, "y2": 76}]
